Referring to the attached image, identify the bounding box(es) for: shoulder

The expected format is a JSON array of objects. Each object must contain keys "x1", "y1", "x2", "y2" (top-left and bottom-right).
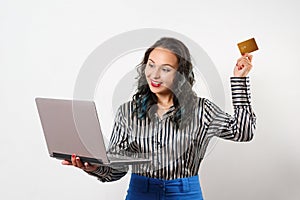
[
  {"x1": 194, "y1": 96, "x2": 209, "y2": 108},
  {"x1": 189, "y1": 96, "x2": 207, "y2": 116},
  {"x1": 116, "y1": 100, "x2": 135, "y2": 116},
  {"x1": 194, "y1": 97, "x2": 219, "y2": 112},
  {"x1": 113, "y1": 101, "x2": 134, "y2": 124}
]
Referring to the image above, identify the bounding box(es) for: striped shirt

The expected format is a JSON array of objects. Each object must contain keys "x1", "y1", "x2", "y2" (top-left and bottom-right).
[{"x1": 87, "y1": 77, "x2": 256, "y2": 182}]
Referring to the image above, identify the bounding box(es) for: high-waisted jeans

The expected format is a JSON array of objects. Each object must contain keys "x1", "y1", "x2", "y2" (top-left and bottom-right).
[{"x1": 125, "y1": 174, "x2": 204, "y2": 200}]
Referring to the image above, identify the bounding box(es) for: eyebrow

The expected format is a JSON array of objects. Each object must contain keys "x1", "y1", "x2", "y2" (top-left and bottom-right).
[{"x1": 148, "y1": 58, "x2": 175, "y2": 68}]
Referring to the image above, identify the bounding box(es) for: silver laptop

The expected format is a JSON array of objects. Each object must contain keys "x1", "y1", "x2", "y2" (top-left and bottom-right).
[{"x1": 35, "y1": 97, "x2": 150, "y2": 165}]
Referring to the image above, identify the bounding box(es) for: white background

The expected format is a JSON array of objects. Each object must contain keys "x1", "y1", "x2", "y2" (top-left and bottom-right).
[{"x1": 1, "y1": 0, "x2": 300, "y2": 199}]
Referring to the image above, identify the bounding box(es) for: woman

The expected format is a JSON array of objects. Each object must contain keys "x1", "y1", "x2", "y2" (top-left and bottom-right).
[{"x1": 62, "y1": 37, "x2": 256, "y2": 199}]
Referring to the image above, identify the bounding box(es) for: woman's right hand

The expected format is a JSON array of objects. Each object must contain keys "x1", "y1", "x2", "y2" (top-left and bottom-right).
[
  {"x1": 233, "y1": 53, "x2": 253, "y2": 77},
  {"x1": 61, "y1": 154, "x2": 98, "y2": 172}
]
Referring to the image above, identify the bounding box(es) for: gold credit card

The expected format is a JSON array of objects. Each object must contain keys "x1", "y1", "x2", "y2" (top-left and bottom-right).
[{"x1": 237, "y1": 38, "x2": 259, "y2": 55}]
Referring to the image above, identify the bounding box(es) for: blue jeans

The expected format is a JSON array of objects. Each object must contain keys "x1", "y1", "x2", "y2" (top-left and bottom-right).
[{"x1": 125, "y1": 174, "x2": 204, "y2": 200}]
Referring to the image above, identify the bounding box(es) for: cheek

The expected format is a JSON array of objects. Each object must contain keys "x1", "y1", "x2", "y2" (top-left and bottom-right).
[
  {"x1": 144, "y1": 71, "x2": 149, "y2": 79},
  {"x1": 144, "y1": 67, "x2": 151, "y2": 78},
  {"x1": 162, "y1": 73, "x2": 176, "y2": 85}
]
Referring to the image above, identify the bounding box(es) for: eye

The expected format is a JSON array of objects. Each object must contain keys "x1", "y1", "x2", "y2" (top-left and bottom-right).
[
  {"x1": 148, "y1": 63, "x2": 154, "y2": 68},
  {"x1": 162, "y1": 67, "x2": 171, "y2": 72}
]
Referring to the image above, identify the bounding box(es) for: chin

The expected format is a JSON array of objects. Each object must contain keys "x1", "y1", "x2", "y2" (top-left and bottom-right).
[{"x1": 150, "y1": 87, "x2": 171, "y2": 96}]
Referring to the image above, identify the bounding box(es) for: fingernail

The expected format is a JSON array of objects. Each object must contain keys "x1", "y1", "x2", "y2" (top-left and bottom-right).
[
  {"x1": 72, "y1": 154, "x2": 75, "y2": 158},
  {"x1": 76, "y1": 157, "x2": 80, "y2": 160}
]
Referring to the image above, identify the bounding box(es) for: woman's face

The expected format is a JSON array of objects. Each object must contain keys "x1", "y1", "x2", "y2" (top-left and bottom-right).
[{"x1": 145, "y1": 47, "x2": 179, "y2": 96}]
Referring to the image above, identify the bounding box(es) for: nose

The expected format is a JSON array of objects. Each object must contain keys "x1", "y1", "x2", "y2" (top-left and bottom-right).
[{"x1": 152, "y1": 67, "x2": 160, "y2": 79}]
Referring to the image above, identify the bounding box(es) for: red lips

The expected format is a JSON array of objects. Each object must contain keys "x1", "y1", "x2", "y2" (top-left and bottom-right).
[{"x1": 151, "y1": 81, "x2": 162, "y2": 87}]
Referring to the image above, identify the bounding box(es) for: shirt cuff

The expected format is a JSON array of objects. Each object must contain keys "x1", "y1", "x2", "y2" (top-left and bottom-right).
[
  {"x1": 230, "y1": 77, "x2": 251, "y2": 106},
  {"x1": 86, "y1": 166, "x2": 111, "y2": 179}
]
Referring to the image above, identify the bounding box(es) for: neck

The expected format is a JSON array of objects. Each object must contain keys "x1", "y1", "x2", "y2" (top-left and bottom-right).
[{"x1": 156, "y1": 93, "x2": 173, "y2": 107}]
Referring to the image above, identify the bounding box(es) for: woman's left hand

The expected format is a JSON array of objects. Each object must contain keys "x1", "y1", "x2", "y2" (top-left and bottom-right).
[
  {"x1": 62, "y1": 154, "x2": 98, "y2": 172},
  {"x1": 234, "y1": 53, "x2": 253, "y2": 77}
]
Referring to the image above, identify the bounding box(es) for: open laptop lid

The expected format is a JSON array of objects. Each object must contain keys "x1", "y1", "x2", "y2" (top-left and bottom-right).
[{"x1": 35, "y1": 98, "x2": 110, "y2": 165}]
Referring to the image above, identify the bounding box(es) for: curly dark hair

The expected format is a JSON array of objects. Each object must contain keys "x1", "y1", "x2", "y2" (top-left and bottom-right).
[{"x1": 132, "y1": 37, "x2": 197, "y2": 129}]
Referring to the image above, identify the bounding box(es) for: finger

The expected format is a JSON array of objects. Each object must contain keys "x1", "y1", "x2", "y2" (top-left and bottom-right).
[
  {"x1": 75, "y1": 157, "x2": 84, "y2": 168},
  {"x1": 71, "y1": 154, "x2": 77, "y2": 166},
  {"x1": 62, "y1": 160, "x2": 72, "y2": 165},
  {"x1": 237, "y1": 57, "x2": 251, "y2": 67},
  {"x1": 84, "y1": 162, "x2": 89, "y2": 167},
  {"x1": 234, "y1": 64, "x2": 249, "y2": 77},
  {"x1": 236, "y1": 56, "x2": 244, "y2": 64},
  {"x1": 236, "y1": 57, "x2": 248, "y2": 66},
  {"x1": 247, "y1": 54, "x2": 253, "y2": 62},
  {"x1": 243, "y1": 53, "x2": 253, "y2": 63},
  {"x1": 240, "y1": 60, "x2": 252, "y2": 71},
  {"x1": 235, "y1": 64, "x2": 244, "y2": 72},
  {"x1": 235, "y1": 59, "x2": 252, "y2": 75},
  {"x1": 84, "y1": 162, "x2": 97, "y2": 172},
  {"x1": 84, "y1": 162, "x2": 94, "y2": 170},
  {"x1": 83, "y1": 162, "x2": 91, "y2": 171},
  {"x1": 237, "y1": 53, "x2": 252, "y2": 64}
]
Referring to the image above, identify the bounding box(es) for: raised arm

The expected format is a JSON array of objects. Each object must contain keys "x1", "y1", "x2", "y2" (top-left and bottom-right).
[{"x1": 204, "y1": 54, "x2": 256, "y2": 142}]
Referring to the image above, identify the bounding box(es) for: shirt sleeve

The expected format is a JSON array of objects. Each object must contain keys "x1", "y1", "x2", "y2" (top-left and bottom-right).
[
  {"x1": 86, "y1": 105, "x2": 129, "y2": 182},
  {"x1": 204, "y1": 77, "x2": 256, "y2": 142}
]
